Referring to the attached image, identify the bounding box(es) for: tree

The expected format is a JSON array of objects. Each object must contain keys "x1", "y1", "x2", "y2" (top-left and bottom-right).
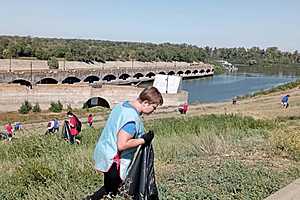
[{"x1": 47, "y1": 57, "x2": 59, "y2": 69}]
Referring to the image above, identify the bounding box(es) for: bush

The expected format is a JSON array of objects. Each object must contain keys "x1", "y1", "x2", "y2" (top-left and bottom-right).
[
  {"x1": 32, "y1": 103, "x2": 41, "y2": 112},
  {"x1": 18, "y1": 100, "x2": 32, "y2": 114},
  {"x1": 67, "y1": 104, "x2": 72, "y2": 111},
  {"x1": 49, "y1": 101, "x2": 63, "y2": 113},
  {"x1": 47, "y1": 57, "x2": 59, "y2": 69}
]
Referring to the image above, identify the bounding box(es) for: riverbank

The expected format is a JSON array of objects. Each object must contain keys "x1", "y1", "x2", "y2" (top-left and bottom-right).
[
  {"x1": 1, "y1": 79, "x2": 300, "y2": 130},
  {"x1": 1, "y1": 83, "x2": 300, "y2": 199}
]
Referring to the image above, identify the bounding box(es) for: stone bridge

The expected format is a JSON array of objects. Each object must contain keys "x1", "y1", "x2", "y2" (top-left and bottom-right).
[
  {"x1": 0, "y1": 62, "x2": 214, "y2": 86},
  {"x1": 0, "y1": 84, "x2": 188, "y2": 112}
]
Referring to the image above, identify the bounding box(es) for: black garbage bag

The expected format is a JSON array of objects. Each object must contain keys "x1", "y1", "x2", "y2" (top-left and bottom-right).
[
  {"x1": 123, "y1": 144, "x2": 159, "y2": 200},
  {"x1": 62, "y1": 120, "x2": 71, "y2": 140}
]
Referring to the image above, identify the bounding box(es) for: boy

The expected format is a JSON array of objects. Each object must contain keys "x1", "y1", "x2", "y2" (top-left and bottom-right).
[{"x1": 85, "y1": 87, "x2": 163, "y2": 200}]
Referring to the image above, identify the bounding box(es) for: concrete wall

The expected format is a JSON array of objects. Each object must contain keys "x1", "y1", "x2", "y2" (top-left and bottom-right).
[{"x1": 0, "y1": 83, "x2": 188, "y2": 112}]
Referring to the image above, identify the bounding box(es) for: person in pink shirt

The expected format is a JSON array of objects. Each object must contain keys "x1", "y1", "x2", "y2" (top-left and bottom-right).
[
  {"x1": 178, "y1": 102, "x2": 189, "y2": 114},
  {"x1": 87, "y1": 114, "x2": 94, "y2": 127},
  {"x1": 4, "y1": 123, "x2": 14, "y2": 141},
  {"x1": 67, "y1": 111, "x2": 81, "y2": 144}
]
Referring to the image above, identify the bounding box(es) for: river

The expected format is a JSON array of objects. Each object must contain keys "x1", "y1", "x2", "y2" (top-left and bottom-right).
[{"x1": 182, "y1": 66, "x2": 299, "y2": 104}]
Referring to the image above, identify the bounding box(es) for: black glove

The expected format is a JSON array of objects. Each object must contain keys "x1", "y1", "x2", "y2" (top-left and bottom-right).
[{"x1": 141, "y1": 130, "x2": 154, "y2": 145}]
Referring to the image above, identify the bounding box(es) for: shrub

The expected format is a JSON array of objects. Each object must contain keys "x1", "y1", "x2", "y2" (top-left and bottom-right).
[
  {"x1": 47, "y1": 57, "x2": 59, "y2": 69},
  {"x1": 67, "y1": 104, "x2": 72, "y2": 111},
  {"x1": 18, "y1": 100, "x2": 32, "y2": 114},
  {"x1": 32, "y1": 103, "x2": 41, "y2": 112},
  {"x1": 49, "y1": 101, "x2": 63, "y2": 113}
]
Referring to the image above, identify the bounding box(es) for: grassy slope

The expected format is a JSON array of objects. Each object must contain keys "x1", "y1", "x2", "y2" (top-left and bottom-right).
[
  {"x1": 0, "y1": 115, "x2": 299, "y2": 200},
  {"x1": 1, "y1": 81, "x2": 300, "y2": 199}
]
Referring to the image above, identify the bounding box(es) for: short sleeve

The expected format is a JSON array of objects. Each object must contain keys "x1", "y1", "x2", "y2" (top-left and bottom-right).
[{"x1": 121, "y1": 121, "x2": 136, "y2": 136}]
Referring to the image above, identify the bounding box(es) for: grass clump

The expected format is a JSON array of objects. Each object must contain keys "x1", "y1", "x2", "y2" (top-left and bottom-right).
[
  {"x1": 49, "y1": 101, "x2": 63, "y2": 113},
  {"x1": 18, "y1": 100, "x2": 32, "y2": 114}
]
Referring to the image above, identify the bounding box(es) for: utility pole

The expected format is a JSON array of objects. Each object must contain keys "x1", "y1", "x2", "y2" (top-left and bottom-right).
[
  {"x1": 131, "y1": 59, "x2": 134, "y2": 69},
  {"x1": 9, "y1": 56, "x2": 12, "y2": 72},
  {"x1": 30, "y1": 61, "x2": 33, "y2": 89},
  {"x1": 166, "y1": 75, "x2": 169, "y2": 94},
  {"x1": 30, "y1": 61, "x2": 33, "y2": 82},
  {"x1": 63, "y1": 57, "x2": 66, "y2": 70}
]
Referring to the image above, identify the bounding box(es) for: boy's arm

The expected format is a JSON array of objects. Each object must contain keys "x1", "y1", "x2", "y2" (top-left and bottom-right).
[{"x1": 117, "y1": 129, "x2": 144, "y2": 151}]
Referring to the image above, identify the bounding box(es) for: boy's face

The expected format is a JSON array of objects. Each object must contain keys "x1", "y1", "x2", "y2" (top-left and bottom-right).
[{"x1": 142, "y1": 101, "x2": 158, "y2": 115}]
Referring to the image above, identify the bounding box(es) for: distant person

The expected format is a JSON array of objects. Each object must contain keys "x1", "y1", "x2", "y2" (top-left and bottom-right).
[
  {"x1": 66, "y1": 111, "x2": 81, "y2": 144},
  {"x1": 87, "y1": 114, "x2": 94, "y2": 127},
  {"x1": 232, "y1": 96, "x2": 237, "y2": 105},
  {"x1": 178, "y1": 102, "x2": 189, "y2": 114},
  {"x1": 4, "y1": 123, "x2": 14, "y2": 141},
  {"x1": 53, "y1": 119, "x2": 60, "y2": 133},
  {"x1": 14, "y1": 122, "x2": 22, "y2": 131},
  {"x1": 281, "y1": 94, "x2": 290, "y2": 108},
  {"x1": 46, "y1": 119, "x2": 55, "y2": 135}
]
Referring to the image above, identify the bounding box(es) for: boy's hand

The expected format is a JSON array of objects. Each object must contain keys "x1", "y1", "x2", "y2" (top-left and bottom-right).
[{"x1": 141, "y1": 130, "x2": 154, "y2": 145}]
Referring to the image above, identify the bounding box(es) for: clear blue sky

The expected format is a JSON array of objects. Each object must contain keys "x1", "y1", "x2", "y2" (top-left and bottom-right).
[{"x1": 1, "y1": 0, "x2": 299, "y2": 51}]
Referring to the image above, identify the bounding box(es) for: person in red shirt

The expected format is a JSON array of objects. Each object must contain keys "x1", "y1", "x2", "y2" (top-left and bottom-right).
[
  {"x1": 4, "y1": 123, "x2": 14, "y2": 141},
  {"x1": 178, "y1": 102, "x2": 189, "y2": 114},
  {"x1": 87, "y1": 114, "x2": 94, "y2": 127},
  {"x1": 67, "y1": 111, "x2": 80, "y2": 144}
]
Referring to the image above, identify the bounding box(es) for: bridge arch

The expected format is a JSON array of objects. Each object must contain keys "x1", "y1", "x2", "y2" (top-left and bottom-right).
[
  {"x1": 167, "y1": 71, "x2": 175, "y2": 75},
  {"x1": 192, "y1": 70, "x2": 198, "y2": 74},
  {"x1": 102, "y1": 74, "x2": 117, "y2": 82},
  {"x1": 133, "y1": 73, "x2": 144, "y2": 79},
  {"x1": 84, "y1": 75, "x2": 100, "y2": 83},
  {"x1": 62, "y1": 77, "x2": 81, "y2": 84},
  {"x1": 119, "y1": 73, "x2": 131, "y2": 80},
  {"x1": 185, "y1": 70, "x2": 191, "y2": 75},
  {"x1": 145, "y1": 72, "x2": 155, "y2": 78},
  {"x1": 158, "y1": 71, "x2": 166, "y2": 75},
  {"x1": 200, "y1": 69, "x2": 205, "y2": 73},
  {"x1": 10, "y1": 79, "x2": 32, "y2": 87},
  {"x1": 177, "y1": 71, "x2": 184, "y2": 76},
  {"x1": 83, "y1": 97, "x2": 110, "y2": 108},
  {"x1": 36, "y1": 78, "x2": 58, "y2": 84},
  {"x1": 206, "y1": 69, "x2": 211, "y2": 73}
]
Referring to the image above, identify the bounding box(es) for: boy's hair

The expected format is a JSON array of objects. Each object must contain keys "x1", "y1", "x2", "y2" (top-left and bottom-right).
[{"x1": 138, "y1": 86, "x2": 163, "y2": 105}]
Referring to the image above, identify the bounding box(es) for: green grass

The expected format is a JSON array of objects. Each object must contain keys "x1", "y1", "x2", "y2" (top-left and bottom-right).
[{"x1": 0, "y1": 114, "x2": 299, "y2": 200}]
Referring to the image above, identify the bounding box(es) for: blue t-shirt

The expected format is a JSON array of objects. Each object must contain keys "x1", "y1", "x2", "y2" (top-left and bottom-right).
[
  {"x1": 282, "y1": 95, "x2": 289, "y2": 103},
  {"x1": 121, "y1": 121, "x2": 136, "y2": 136},
  {"x1": 121, "y1": 101, "x2": 139, "y2": 136}
]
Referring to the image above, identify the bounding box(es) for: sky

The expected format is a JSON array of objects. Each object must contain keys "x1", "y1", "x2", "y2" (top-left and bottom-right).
[{"x1": 0, "y1": 0, "x2": 299, "y2": 51}]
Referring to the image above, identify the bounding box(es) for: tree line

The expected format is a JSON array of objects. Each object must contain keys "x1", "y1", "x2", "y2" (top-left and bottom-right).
[{"x1": 0, "y1": 35, "x2": 299, "y2": 65}]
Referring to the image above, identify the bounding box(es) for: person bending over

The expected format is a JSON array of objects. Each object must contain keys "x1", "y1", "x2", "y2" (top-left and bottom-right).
[{"x1": 84, "y1": 86, "x2": 163, "y2": 200}]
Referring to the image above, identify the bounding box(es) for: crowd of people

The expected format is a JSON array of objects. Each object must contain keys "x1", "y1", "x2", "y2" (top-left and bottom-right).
[
  {"x1": 0, "y1": 122, "x2": 22, "y2": 142},
  {"x1": 1, "y1": 111, "x2": 94, "y2": 144}
]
